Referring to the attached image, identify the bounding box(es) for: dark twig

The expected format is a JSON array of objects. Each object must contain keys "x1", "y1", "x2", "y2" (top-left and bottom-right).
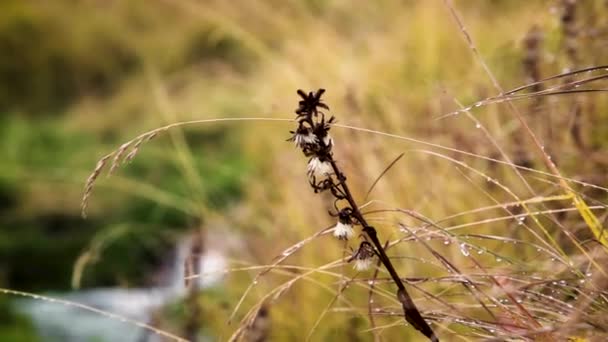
[
  {"x1": 184, "y1": 231, "x2": 204, "y2": 341},
  {"x1": 368, "y1": 242, "x2": 388, "y2": 342},
  {"x1": 289, "y1": 89, "x2": 439, "y2": 341}
]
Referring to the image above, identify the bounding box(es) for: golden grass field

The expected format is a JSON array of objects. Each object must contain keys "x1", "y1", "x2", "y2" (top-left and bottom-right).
[{"x1": 2, "y1": 0, "x2": 608, "y2": 341}]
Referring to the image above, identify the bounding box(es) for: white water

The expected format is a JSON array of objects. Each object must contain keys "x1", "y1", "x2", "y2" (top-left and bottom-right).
[{"x1": 17, "y1": 235, "x2": 229, "y2": 342}]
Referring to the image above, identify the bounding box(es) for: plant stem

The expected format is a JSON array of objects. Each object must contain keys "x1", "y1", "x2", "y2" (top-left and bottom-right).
[{"x1": 328, "y1": 159, "x2": 439, "y2": 342}]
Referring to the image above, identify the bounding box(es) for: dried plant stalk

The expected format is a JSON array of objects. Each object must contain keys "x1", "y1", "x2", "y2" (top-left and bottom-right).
[{"x1": 288, "y1": 89, "x2": 438, "y2": 341}]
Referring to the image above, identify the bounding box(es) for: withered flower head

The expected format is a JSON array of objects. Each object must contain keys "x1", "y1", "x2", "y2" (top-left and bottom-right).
[
  {"x1": 333, "y1": 208, "x2": 355, "y2": 240},
  {"x1": 289, "y1": 124, "x2": 318, "y2": 148},
  {"x1": 295, "y1": 89, "x2": 329, "y2": 117},
  {"x1": 307, "y1": 156, "x2": 333, "y2": 177},
  {"x1": 349, "y1": 241, "x2": 376, "y2": 271},
  {"x1": 290, "y1": 89, "x2": 336, "y2": 181}
]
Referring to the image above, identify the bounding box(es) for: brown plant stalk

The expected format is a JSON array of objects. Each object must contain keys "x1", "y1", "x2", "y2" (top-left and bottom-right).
[{"x1": 289, "y1": 89, "x2": 438, "y2": 341}]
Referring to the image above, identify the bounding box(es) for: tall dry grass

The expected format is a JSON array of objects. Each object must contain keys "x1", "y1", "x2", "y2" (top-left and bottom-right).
[{"x1": 4, "y1": 0, "x2": 608, "y2": 341}]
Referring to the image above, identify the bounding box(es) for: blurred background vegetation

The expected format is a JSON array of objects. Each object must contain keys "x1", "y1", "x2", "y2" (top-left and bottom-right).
[{"x1": 1, "y1": 0, "x2": 607, "y2": 341}]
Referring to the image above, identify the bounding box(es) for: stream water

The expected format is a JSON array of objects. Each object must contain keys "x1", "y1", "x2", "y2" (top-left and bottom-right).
[{"x1": 17, "y1": 236, "x2": 228, "y2": 342}]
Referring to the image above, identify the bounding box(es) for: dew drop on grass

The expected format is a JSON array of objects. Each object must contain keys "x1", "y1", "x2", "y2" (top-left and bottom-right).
[
  {"x1": 459, "y1": 243, "x2": 470, "y2": 256},
  {"x1": 475, "y1": 123, "x2": 481, "y2": 128},
  {"x1": 496, "y1": 257, "x2": 502, "y2": 262},
  {"x1": 477, "y1": 249, "x2": 484, "y2": 255},
  {"x1": 443, "y1": 240, "x2": 450, "y2": 245},
  {"x1": 282, "y1": 243, "x2": 303, "y2": 257}
]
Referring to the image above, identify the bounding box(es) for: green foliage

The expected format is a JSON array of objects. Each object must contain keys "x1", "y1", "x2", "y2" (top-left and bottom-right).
[
  {"x1": 0, "y1": 298, "x2": 39, "y2": 342},
  {"x1": 0, "y1": 115, "x2": 248, "y2": 293}
]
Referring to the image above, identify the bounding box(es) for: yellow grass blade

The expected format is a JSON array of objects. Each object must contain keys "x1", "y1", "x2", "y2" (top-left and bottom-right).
[{"x1": 573, "y1": 195, "x2": 608, "y2": 250}]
